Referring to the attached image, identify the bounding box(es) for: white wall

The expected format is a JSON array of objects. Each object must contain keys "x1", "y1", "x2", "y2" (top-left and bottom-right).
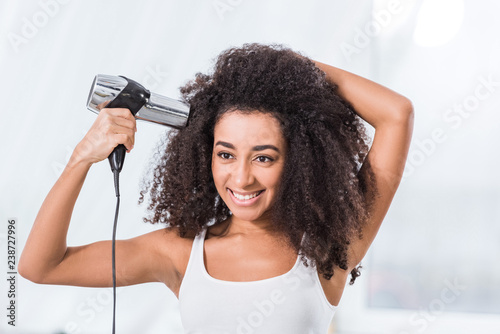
[{"x1": 1, "y1": 0, "x2": 499, "y2": 333}]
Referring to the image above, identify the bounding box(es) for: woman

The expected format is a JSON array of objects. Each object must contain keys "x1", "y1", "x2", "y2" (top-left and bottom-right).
[{"x1": 19, "y1": 43, "x2": 414, "y2": 333}]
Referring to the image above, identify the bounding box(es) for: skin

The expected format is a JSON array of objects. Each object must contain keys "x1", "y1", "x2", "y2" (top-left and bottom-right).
[
  {"x1": 210, "y1": 111, "x2": 287, "y2": 236},
  {"x1": 18, "y1": 60, "x2": 414, "y2": 309}
]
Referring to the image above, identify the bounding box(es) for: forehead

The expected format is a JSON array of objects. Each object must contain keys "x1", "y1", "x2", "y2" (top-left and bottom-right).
[{"x1": 213, "y1": 111, "x2": 285, "y2": 148}]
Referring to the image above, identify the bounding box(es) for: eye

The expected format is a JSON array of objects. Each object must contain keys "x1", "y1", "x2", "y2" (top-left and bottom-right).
[
  {"x1": 217, "y1": 152, "x2": 233, "y2": 160},
  {"x1": 256, "y1": 156, "x2": 274, "y2": 163}
]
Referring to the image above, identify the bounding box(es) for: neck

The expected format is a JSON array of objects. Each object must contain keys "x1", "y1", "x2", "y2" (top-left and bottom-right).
[{"x1": 218, "y1": 214, "x2": 279, "y2": 237}]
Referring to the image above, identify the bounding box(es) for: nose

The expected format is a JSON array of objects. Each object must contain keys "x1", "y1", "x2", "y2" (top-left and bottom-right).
[{"x1": 233, "y1": 159, "x2": 255, "y2": 188}]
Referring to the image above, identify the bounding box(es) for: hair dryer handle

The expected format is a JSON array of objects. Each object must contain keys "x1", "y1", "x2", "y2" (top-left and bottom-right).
[
  {"x1": 103, "y1": 77, "x2": 150, "y2": 173},
  {"x1": 108, "y1": 145, "x2": 126, "y2": 173}
]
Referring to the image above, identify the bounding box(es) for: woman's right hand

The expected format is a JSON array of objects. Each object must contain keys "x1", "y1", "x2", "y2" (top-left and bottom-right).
[{"x1": 73, "y1": 106, "x2": 137, "y2": 166}]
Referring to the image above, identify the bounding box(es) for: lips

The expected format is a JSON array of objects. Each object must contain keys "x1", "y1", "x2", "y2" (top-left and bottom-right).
[
  {"x1": 227, "y1": 188, "x2": 264, "y2": 205},
  {"x1": 229, "y1": 189, "x2": 264, "y2": 198}
]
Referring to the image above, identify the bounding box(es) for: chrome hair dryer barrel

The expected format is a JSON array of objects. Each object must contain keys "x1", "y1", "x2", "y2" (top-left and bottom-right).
[{"x1": 86, "y1": 74, "x2": 190, "y2": 173}]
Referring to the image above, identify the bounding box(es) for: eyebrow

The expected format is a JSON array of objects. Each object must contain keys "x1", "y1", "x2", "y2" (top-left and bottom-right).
[{"x1": 215, "y1": 141, "x2": 281, "y2": 154}]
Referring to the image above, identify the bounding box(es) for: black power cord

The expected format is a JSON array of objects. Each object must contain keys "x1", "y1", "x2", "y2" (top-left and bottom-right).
[{"x1": 112, "y1": 169, "x2": 120, "y2": 334}]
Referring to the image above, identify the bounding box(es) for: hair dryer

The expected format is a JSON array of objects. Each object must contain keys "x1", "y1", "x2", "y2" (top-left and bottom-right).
[{"x1": 86, "y1": 74, "x2": 190, "y2": 173}]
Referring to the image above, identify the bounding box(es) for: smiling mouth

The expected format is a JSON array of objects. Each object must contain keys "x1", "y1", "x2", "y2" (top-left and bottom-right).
[{"x1": 228, "y1": 189, "x2": 264, "y2": 201}]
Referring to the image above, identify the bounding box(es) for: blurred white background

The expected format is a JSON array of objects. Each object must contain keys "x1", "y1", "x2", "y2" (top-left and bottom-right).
[{"x1": 1, "y1": 0, "x2": 499, "y2": 333}]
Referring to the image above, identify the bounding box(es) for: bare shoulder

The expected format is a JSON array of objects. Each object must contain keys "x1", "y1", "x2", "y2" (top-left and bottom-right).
[
  {"x1": 146, "y1": 226, "x2": 195, "y2": 269},
  {"x1": 145, "y1": 226, "x2": 197, "y2": 297}
]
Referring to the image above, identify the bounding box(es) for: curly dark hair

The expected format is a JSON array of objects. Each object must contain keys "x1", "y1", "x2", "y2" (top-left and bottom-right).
[{"x1": 138, "y1": 43, "x2": 377, "y2": 285}]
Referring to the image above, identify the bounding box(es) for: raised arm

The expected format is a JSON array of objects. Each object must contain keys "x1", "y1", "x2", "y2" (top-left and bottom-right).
[
  {"x1": 314, "y1": 61, "x2": 414, "y2": 270},
  {"x1": 18, "y1": 108, "x2": 180, "y2": 290}
]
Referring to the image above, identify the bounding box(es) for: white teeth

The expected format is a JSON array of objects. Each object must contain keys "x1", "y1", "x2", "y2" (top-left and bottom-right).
[{"x1": 232, "y1": 190, "x2": 261, "y2": 201}]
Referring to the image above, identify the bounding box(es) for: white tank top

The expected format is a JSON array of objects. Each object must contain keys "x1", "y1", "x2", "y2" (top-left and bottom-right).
[{"x1": 179, "y1": 226, "x2": 337, "y2": 334}]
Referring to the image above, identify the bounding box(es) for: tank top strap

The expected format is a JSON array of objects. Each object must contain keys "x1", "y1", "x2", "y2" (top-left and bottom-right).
[
  {"x1": 181, "y1": 226, "x2": 208, "y2": 285},
  {"x1": 193, "y1": 226, "x2": 208, "y2": 271}
]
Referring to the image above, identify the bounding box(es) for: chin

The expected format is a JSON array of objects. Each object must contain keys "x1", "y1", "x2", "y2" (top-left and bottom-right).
[
  {"x1": 227, "y1": 209, "x2": 260, "y2": 221},
  {"x1": 229, "y1": 207, "x2": 274, "y2": 223}
]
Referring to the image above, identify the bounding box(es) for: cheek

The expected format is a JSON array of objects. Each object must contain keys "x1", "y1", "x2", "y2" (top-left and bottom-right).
[
  {"x1": 262, "y1": 168, "x2": 283, "y2": 189},
  {"x1": 268, "y1": 165, "x2": 285, "y2": 189},
  {"x1": 212, "y1": 157, "x2": 233, "y2": 175}
]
